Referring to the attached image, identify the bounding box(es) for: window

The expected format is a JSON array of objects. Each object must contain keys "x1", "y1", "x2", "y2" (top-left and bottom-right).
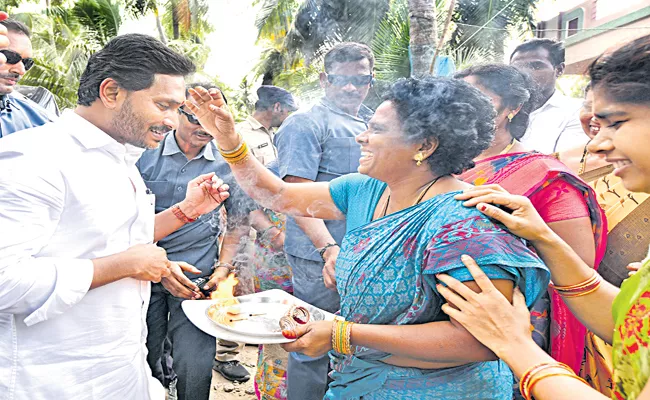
[{"x1": 567, "y1": 18, "x2": 579, "y2": 36}]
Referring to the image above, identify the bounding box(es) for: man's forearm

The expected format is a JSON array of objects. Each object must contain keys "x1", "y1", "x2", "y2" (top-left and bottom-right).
[
  {"x1": 90, "y1": 252, "x2": 133, "y2": 289},
  {"x1": 153, "y1": 201, "x2": 198, "y2": 242},
  {"x1": 294, "y1": 216, "x2": 336, "y2": 250},
  {"x1": 219, "y1": 222, "x2": 251, "y2": 265}
]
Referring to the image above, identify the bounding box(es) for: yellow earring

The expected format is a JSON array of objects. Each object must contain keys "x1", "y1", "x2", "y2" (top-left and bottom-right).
[
  {"x1": 507, "y1": 113, "x2": 514, "y2": 122},
  {"x1": 414, "y1": 153, "x2": 424, "y2": 166}
]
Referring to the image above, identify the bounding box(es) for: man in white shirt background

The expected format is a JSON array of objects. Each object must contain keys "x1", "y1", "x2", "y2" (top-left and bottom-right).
[
  {"x1": 510, "y1": 38, "x2": 586, "y2": 154},
  {"x1": 0, "y1": 34, "x2": 230, "y2": 399}
]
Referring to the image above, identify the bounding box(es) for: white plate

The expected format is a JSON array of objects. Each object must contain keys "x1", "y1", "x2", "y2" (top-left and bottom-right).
[{"x1": 182, "y1": 289, "x2": 336, "y2": 344}]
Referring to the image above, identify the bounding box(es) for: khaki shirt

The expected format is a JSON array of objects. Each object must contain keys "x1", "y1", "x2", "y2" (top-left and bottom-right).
[{"x1": 236, "y1": 116, "x2": 277, "y2": 165}]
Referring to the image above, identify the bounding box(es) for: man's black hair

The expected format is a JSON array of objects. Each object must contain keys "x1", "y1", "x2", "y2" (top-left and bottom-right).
[
  {"x1": 0, "y1": 19, "x2": 30, "y2": 38},
  {"x1": 77, "y1": 34, "x2": 196, "y2": 106},
  {"x1": 510, "y1": 38, "x2": 565, "y2": 67},
  {"x1": 324, "y1": 42, "x2": 375, "y2": 73}
]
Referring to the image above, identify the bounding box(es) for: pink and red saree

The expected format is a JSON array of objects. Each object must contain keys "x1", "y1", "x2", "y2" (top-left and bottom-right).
[{"x1": 460, "y1": 152, "x2": 607, "y2": 373}]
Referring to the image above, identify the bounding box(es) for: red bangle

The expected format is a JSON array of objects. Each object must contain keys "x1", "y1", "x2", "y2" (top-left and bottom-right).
[{"x1": 172, "y1": 204, "x2": 196, "y2": 223}]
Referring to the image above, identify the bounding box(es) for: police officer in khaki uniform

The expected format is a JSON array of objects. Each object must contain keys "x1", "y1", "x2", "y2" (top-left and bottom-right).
[{"x1": 237, "y1": 85, "x2": 298, "y2": 165}]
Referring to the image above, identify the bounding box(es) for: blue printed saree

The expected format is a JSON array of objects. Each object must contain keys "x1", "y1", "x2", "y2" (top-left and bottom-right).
[{"x1": 326, "y1": 188, "x2": 550, "y2": 399}]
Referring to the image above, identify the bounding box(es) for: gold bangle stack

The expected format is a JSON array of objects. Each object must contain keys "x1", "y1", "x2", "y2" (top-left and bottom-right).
[
  {"x1": 519, "y1": 362, "x2": 587, "y2": 400},
  {"x1": 550, "y1": 271, "x2": 603, "y2": 298},
  {"x1": 331, "y1": 319, "x2": 355, "y2": 355},
  {"x1": 218, "y1": 134, "x2": 250, "y2": 165}
]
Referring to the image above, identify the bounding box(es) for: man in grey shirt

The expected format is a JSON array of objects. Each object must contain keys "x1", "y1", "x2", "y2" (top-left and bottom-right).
[
  {"x1": 137, "y1": 84, "x2": 257, "y2": 400},
  {"x1": 273, "y1": 42, "x2": 374, "y2": 400}
]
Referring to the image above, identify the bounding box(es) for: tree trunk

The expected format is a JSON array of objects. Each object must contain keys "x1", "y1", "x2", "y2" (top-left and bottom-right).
[
  {"x1": 154, "y1": 7, "x2": 168, "y2": 44},
  {"x1": 171, "y1": 0, "x2": 180, "y2": 40},
  {"x1": 407, "y1": 0, "x2": 437, "y2": 78}
]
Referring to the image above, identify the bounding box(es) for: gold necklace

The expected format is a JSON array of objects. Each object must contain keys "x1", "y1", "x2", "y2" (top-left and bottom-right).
[
  {"x1": 578, "y1": 143, "x2": 590, "y2": 175},
  {"x1": 499, "y1": 139, "x2": 517, "y2": 155},
  {"x1": 381, "y1": 175, "x2": 447, "y2": 218}
]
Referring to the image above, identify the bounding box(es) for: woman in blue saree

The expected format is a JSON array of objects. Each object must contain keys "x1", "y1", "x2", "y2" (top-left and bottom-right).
[{"x1": 186, "y1": 77, "x2": 550, "y2": 399}]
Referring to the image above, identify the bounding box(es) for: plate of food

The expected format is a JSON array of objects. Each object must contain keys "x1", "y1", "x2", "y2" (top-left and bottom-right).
[
  {"x1": 182, "y1": 290, "x2": 334, "y2": 344},
  {"x1": 206, "y1": 296, "x2": 326, "y2": 338}
]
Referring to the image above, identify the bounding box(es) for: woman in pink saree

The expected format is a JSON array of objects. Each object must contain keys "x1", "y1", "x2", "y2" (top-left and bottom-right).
[{"x1": 455, "y1": 65, "x2": 607, "y2": 376}]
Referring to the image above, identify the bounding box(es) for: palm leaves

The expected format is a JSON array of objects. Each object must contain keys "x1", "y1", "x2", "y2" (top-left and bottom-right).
[
  {"x1": 254, "y1": 0, "x2": 539, "y2": 87},
  {"x1": 15, "y1": 8, "x2": 105, "y2": 109}
]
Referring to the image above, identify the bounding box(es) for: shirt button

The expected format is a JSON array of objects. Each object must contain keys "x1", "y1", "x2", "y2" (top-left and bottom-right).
[
  {"x1": 181, "y1": 169, "x2": 186, "y2": 173},
  {"x1": 177, "y1": 186, "x2": 183, "y2": 192},
  {"x1": 210, "y1": 235, "x2": 216, "y2": 240}
]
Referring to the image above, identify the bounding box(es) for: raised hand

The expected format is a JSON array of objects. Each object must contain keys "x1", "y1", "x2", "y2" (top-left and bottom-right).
[
  {"x1": 0, "y1": 12, "x2": 9, "y2": 63},
  {"x1": 185, "y1": 87, "x2": 239, "y2": 149},
  {"x1": 454, "y1": 184, "x2": 553, "y2": 243},
  {"x1": 179, "y1": 172, "x2": 230, "y2": 218}
]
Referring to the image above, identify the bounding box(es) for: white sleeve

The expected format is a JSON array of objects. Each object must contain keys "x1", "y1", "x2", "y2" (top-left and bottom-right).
[{"x1": 0, "y1": 152, "x2": 93, "y2": 325}]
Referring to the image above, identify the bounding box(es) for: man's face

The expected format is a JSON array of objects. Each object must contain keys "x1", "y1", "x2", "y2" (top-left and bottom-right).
[
  {"x1": 0, "y1": 31, "x2": 32, "y2": 94},
  {"x1": 510, "y1": 48, "x2": 561, "y2": 97},
  {"x1": 176, "y1": 100, "x2": 214, "y2": 149},
  {"x1": 320, "y1": 59, "x2": 372, "y2": 111},
  {"x1": 110, "y1": 74, "x2": 186, "y2": 149},
  {"x1": 270, "y1": 103, "x2": 293, "y2": 128}
]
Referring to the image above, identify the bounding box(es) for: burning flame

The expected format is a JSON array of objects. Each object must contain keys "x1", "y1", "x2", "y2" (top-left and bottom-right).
[{"x1": 211, "y1": 273, "x2": 239, "y2": 301}]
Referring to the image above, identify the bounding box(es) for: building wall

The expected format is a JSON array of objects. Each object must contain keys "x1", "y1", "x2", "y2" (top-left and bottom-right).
[{"x1": 536, "y1": 1, "x2": 650, "y2": 74}]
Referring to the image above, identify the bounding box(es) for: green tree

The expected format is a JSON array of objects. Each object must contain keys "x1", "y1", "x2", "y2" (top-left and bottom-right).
[{"x1": 253, "y1": 0, "x2": 539, "y2": 87}]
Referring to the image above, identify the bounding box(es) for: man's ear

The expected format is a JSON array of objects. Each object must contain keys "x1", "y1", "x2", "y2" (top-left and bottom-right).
[
  {"x1": 319, "y1": 72, "x2": 329, "y2": 89},
  {"x1": 555, "y1": 62, "x2": 566, "y2": 78},
  {"x1": 98, "y1": 78, "x2": 122, "y2": 109}
]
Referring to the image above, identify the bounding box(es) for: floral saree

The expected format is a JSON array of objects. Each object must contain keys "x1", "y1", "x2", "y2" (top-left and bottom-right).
[
  {"x1": 459, "y1": 152, "x2": 607, "y2": 374},
  {"x1": 326, "y1": 180, "x2": 550, "y2": 400},
  {"x1": 611, "y1": 252, "x2": 650, "y2": 399}
]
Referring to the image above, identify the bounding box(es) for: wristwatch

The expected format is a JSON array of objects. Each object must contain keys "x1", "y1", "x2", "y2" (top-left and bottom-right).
[
  {"x1": 318, "y1": 243, "x2": 339, "y2": 261},
  {"x1": 213, "y1": 262, "x2": 238, "y2": 273}
]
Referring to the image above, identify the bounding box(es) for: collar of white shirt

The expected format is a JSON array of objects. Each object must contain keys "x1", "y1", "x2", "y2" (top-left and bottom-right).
[{"x1": 63, "y1": 110, "x2": 146, "y2": 166}]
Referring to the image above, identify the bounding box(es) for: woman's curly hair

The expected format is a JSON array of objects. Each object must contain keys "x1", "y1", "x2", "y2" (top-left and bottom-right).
[
  {"x1": 455, "y1": 64, "x2": 538, "y2": 140},
  {"x1": 385, "y1": 77, "x2": 496, "y2": 176}
]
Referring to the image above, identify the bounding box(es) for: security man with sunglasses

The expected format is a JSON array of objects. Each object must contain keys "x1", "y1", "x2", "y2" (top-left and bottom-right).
[
  {"x1": 0, "y1": 19, "x2": 54, "y2": 138},
  {"x1": 273, "y1": 42, "x2": 374, "y2": 400},
  {"x1": 137, "y1": 84, "x2": 257, "y2": 399}
]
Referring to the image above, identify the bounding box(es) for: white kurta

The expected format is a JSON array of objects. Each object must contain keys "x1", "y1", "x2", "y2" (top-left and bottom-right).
[
  {"x1": 0, "y1": 111, "x2": 160, "y2": 399},
  {"x1": 520, "y1": 90, "x2": 587, "y2": 154}
]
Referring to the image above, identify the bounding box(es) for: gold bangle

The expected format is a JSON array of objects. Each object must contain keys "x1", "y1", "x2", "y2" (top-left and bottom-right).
[
  {"x1": 552, "y1": 272, "x2": 602, "y2": 298},
  {"x1": 519, "y1": 362, "x2": 573, "y2": 399},
  {"x1": 218, "y1": 133, "x2": 244, "y2": 155},
  {"x1": 221, "y1": 144, "x2": 250, "y2": 164},
  {"x1": 330, "y1": 320, "x2": 338, "y2": 353},
  {"x1": 221, "y1": 141, "x2": 248, "y2": 160},
  {"x1": 551, "y1": 271, "x2": 598, "y2": 290},
  {"x1": 344, "y1": 321, "x2": 354, "y2": 354},
  {"x1": 226, "y1": 153, "x2": 250, "y2": 165},
  {"x1": 527, "y1": 371, "x2": 588, "y2": 399},
  {"x1": 220, "y1": 141, "x2": 249, "y2": 160}
]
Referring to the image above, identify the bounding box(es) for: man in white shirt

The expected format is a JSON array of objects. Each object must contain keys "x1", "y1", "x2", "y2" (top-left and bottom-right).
[
  {"x1": 510, "y1": 38, "x2": 586, "y2": 154},
  {"x1": 0, "y1": 34, "x2": 230, "y2": 399}
]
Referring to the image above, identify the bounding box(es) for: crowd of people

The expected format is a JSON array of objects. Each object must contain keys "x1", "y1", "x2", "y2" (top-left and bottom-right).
[{"x1": 0, "y1": 9, "x2": 649, "y2": 400}]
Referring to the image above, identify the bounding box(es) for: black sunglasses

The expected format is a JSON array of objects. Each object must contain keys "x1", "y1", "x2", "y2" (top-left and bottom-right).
[
  {"x1": 178, "y1": 107, "x2": 201, "y2": 125},
  {"x1": 326, "y1": 74, "x2": 373, "y2": 87},
  {"x1": 0, "y1": 50, "x2": 34, "y2": 71}
]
